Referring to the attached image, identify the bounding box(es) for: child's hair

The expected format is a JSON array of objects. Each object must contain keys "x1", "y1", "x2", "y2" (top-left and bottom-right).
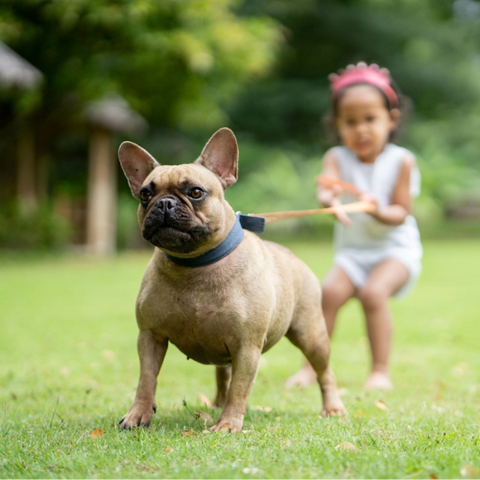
[{"x1": 323, "y1": 62, "x2": 410, "y2": 143}]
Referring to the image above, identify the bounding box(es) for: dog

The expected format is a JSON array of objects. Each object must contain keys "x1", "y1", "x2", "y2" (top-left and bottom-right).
[{"x1": 117, "y1": 128, "x2": 346, "y2": 432}]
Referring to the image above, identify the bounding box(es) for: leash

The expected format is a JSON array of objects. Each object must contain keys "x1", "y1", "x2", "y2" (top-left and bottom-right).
[
  {"x1": 249, "y1": 200, "x2": 375, "y2": 225},
  {"x1": 246, "y1": 176, "x2": 373, "y2": 226}
]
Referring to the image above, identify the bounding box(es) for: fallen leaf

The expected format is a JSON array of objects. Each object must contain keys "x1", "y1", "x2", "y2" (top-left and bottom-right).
[
  {"x1": 354, "y1": 412, "x2": 365, "y2": 418},
  {"x1": 429, "y1": 474, "x2": 439, "y2": 479},
  {"x1": 199, "y1": 392, "x2": 212, "y2": 408},
  {"x1": 243, "y1": 467, "x2": 259, "y2": 474},
  {"x1": 453, "y1": 362, "x2": 468, "y2": 376},
  {"x1": 195, "y1": 411, "x2": 213, "y2": 425},
  {"x1": 182, "y1": 429, "x2": 197, "y2": 438},
  {"x1": 102, "y1": 350, "x2": 116, "y2": 362},
  {"x1": 461, "y1": 465, "x2": 480, "y2": 478},
  {"x1": 282, "y1": 439, "x2": 293, "y2": 449},
  {"x1": 253, "y1": 405, "x2": 272, "y2": 412},
  {"x1": 335, "y1": 441, "x2": 357, "y2": 451},
  {"x1": 90, "y1": 428, "x2": 103, "y2": 438},
  {"x1": 164, "y1": 447, "x2": 174, "y2": 454},
  {"x1": 375, "y1": 400, "x2": 388, "y2": 411},
  {"x1": 202, "y1": 430, "x2": 211, "y2": 434},
  {"x1": 265, "y1": 425, "x2": 280, "y2": 432}
]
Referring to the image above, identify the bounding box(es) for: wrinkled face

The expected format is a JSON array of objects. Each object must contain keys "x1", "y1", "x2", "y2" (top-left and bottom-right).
[
  {"x1": 137, "y1": 164, "x2": 226, "y2": 254},
  {"x1": 335, "y1": 85, "x2": 398, "y2": 163},
  {"x1": 119, "y1": 128, "x2": 239, "y2": 255}
]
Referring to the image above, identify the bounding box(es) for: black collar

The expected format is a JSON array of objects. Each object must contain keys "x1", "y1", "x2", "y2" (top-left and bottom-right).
[{"x1": 164, "y1": 214, "x2": 264, "y2": 268}]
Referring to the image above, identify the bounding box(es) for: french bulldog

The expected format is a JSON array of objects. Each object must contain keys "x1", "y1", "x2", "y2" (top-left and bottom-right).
[{"x1": 118, "y1": 128, "x2": 346, "y2": 432}]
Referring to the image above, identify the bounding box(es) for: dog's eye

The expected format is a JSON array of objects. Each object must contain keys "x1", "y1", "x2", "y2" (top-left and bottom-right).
[
  {"x1": 139, "y1": 190, "x2": 152, "y2": 204},
  {"x1": 188, "y1": 187, "x2": 204, "y2": 200}
]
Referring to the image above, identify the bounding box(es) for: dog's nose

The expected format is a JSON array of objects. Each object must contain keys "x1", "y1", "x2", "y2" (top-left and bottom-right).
[{"x1": 157, "y1": 196, "x2": 176, "y2": 213}]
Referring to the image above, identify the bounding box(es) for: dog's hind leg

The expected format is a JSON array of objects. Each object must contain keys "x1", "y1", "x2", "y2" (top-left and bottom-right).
[
  {"x1": 286, "y1": 301, "x2": 347, "y2": 416},
  {"x1": 213, "y1": 365, "x2": 232, "y2": 408},
  {"x1": 210, "y1": 347, "x2": 262, "y2": 433}
]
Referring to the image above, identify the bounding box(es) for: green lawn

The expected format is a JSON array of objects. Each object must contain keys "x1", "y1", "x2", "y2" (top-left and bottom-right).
[{"x1": 1, "y1": 239, "x2": 479, "y2": 479}]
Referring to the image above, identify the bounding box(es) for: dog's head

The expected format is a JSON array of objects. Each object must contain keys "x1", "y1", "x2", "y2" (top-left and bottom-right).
[{"x1": 118, "y1": 128, "x2": 238, "y2": 256}]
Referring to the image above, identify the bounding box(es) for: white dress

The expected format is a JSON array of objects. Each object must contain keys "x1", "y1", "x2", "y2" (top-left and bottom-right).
[{"x1": 329, "y1": 144, "x2": 423, "y2": 296}]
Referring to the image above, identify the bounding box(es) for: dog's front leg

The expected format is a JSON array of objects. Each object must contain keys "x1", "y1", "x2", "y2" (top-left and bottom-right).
[
  {"x1": 119, "y1": 329, "x2": 168, "y2": 429},
  {"x1": 210, "y1": 346, "x2": 261, "y2": 433}
]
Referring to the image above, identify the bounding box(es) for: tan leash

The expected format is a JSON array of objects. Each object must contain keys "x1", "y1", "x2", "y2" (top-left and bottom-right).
[
  {"x1": 242, "y1": 176, "x2": 372, "y2": 228},
  {"x1": 250, "y1": 200, "x2": 376, "y2": 224}
]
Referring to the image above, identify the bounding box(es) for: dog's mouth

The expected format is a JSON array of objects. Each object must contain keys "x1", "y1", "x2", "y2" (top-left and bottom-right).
[
  {"x1": 145, "y1": 224, "x2": 191, "y2": 241},
  {"x1": 142, "y1": 217, "x2": 211, "y2": 254}
]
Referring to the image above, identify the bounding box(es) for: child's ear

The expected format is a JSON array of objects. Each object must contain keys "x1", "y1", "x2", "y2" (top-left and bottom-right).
[{"x1": 390, "y1": 108, "x2": 401, "y2": 125}]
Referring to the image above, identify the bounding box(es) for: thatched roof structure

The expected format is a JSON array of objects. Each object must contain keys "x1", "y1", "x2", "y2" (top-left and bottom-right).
[
  {"x1": 84, "y1": 94, "x2": 146, "y2": 134},
  {"x1": 0, "y1": 41, "x2": 42, "y2": 90}
]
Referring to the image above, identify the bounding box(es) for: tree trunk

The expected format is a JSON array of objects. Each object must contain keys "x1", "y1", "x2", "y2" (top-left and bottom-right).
[
  {"x1": 86, "y1": 128, "x2": 117, "y2": 255},
  {"x1": 17, "y1": 128, "x2": 38, "y2": 211}
]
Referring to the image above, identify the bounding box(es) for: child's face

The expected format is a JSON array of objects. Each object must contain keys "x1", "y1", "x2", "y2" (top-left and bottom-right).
[{"x1": 335, "y1": 85, "x2": 399, "y2": 163}]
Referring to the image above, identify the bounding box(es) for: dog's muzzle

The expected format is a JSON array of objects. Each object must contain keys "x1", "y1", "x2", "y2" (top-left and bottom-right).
[
  {"x1": 142, "y1": 196, "x2": 183, "y2": 239},
  {"x1": 142, "y1": 196, "x2": 210, "y2": 253}
]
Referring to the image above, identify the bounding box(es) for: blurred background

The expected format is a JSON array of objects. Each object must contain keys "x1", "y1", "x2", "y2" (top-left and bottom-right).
[{"x1": 1, "y1": 0, "x2": 480, "y2": 255}]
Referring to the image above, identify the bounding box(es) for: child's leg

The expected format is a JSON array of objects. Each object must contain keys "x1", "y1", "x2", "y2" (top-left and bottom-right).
[
  {"x1": 322, "y1": 266, "x2": 357, "y2": 336},
  {"x1": 285, "y1": 266, "x2": 356, "y2": 387},
  {"x1": 359, "y1": 259, "x2": 409, "y2": 390}
]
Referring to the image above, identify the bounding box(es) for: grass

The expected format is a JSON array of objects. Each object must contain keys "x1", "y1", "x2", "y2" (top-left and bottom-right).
[{"x1": 1, "y1": 239, "x2": 480, "y2": 479}]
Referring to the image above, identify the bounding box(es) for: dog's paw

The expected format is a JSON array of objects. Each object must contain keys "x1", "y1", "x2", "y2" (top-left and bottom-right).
[
  {"x1": 321, "y1": 402, "x2": 348, "y2": 417},
  {"x1": 118, "y1": 404, "x2": 156, "y2": 430},
  {"x1": 209, "y1": 416, "x2": 243, "y2": 433}
]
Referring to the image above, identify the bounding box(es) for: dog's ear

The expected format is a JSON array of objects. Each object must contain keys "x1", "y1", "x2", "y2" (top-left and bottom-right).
[
  {"x1": 195, "y1": 128, "x2": 238, "y2": 189},
  {"x1": 118, "y1": 142, "x2": 160, "y2": 198}
]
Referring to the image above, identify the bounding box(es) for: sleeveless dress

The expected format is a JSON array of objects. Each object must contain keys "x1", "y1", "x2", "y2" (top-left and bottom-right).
[{"x1": 329, "y1": 144, "x2": 423, "y2": 296}]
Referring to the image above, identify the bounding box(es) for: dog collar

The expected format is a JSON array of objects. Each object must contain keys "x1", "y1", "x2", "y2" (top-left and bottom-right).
[{"x1": 164, "y1": 214, "x2": 264, "y2": 268}]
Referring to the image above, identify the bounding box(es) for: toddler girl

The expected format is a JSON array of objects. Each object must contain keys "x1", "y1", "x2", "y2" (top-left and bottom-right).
[{"x1": 286, "y1": 62, "x2": 422, "y2": 390}]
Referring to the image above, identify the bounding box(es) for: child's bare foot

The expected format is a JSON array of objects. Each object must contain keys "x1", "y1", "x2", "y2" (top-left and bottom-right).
[
  {"x1": 364, "y1": 371, "x2": 393, "y2": 390},
  {"x1": 285, "y1": 363, "x2": 317, "y2": 387}
]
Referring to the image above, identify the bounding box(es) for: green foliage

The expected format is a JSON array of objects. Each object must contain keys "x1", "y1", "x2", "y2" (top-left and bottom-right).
[
  {"x1": 2, "y1": 0, "x2": 480, "y2": 236},
  {"x1": 227, "y1": 0, "x2": 480, "y2": 218},
  {"x1": 1, "y1": 240, "x2": 480, "y2": 477},
  {"x1": 232, "y1": 0, "x2": 480, "y2": 145},
  {"x1": 0, "y1": 0, "x2": 282, "y2": 131},
  {"x1": 0, "y1": 203, "x2": 71, "y2": 250}
]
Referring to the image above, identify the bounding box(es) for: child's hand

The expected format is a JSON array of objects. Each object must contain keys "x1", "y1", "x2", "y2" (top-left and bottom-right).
[
  {"x1": 317, "y1": 185, "x2": 352, "y2": 226},
  {"x1": 359, "y1": 193, "x2": 379, "y2": 216},
  {"x1": 331, "y1": 198, "x2": 352, "y2": 226}
]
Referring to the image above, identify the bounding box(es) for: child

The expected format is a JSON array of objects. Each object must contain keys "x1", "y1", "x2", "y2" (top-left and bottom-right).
[{"x1": 286, "y1": 62, "x2": 422, "y2": 390}]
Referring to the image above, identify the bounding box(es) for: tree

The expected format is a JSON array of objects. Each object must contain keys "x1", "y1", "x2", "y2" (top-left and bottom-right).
[
  {"x1": 0, "y1": 0, "x2": 282, "y2": 192},
  {"x1": 230, "y1": 0, "x2": 480, "y2": 151}
]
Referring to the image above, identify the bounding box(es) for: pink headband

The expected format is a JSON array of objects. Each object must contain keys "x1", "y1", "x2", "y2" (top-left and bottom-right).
[{"x1": 329, "y1": 62, "x2": 398, "y2": 108}]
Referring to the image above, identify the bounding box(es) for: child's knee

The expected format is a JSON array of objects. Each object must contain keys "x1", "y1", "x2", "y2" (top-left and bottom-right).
[{"x1": 359, "y1": 284, "x2": 389, "y2": 309}]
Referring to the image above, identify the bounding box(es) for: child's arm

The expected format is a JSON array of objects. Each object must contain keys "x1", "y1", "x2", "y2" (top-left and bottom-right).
[
  {"x1": 317, "y1": 151, "x2": 351, "y2": 226},
  {"x1": 366, "y1": 154, "x2": 416, "y2": 226}
]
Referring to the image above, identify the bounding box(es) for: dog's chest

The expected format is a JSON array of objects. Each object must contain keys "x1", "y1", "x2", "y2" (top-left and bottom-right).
[{"x1": 139, "y1": 286, "x2": 247, "y2": 365}]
